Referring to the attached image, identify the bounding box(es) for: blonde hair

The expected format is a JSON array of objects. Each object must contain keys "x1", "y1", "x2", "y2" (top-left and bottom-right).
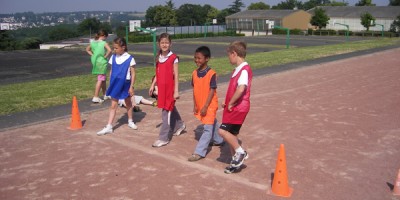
[{"x1": 227, "y1": 41, "x2": 247, "y2": 58}]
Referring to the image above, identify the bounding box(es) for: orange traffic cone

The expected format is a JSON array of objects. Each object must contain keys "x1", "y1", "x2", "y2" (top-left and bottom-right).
[
  {"x1": 271, "y1": 144, "x2": 293, "y2": 197},
  {"x1": 68, "y1": 96, "x2": 82, "y2": 130},
  {"x1": 393, "y1": 169, "x2": 400, "y2": 195}
]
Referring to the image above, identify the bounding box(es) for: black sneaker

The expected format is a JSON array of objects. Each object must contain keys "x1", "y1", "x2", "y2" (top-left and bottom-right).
[
  {"x1": 230, "y1": 151, "x2": 248, "y2": 168},
  {"x1": 224, "y1": 165, "x2": 239, "y2": 174}
]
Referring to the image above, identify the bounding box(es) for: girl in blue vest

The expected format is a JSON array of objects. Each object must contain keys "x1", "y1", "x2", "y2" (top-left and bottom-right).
[{"x1": 97, "y1": 37, "x2": 138, "y2": 135}]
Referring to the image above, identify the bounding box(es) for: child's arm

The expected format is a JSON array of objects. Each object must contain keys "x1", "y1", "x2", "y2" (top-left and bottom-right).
[
  {"x1": 149, "y1": 76, "x2": 157, "y2": 97},
  {"x1": 104, "y1": 43, "x2": 112, "y2": 58},
  {"x1": 200, "y1": 88, "x2": 215, "y2": 116},
  {"x1": 227, "y1": 85, "x2": 246, "y2": 111},
  {"x1": 173, "y1": 62, "x2": 179, "y2": 99},
  {"x1": 85, "y1": 45, "x2": 92, "y2": 56},
  {"x1": 129, "y1": 65, "x2": 136, "y2": 97}
]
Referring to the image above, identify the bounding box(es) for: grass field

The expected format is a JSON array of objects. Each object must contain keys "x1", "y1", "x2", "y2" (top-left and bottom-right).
[{"x1": 0, "y1": 38, "x2": 399, "y2": 115}]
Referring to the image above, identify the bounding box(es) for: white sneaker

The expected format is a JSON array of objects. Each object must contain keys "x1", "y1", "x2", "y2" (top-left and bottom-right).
[
  {"x1": 92, "y1": 97, "x2": 104, "y2": 103},
  {"x1": 128, "y1": 122, "x2": 138, "y2": 130},
  {"x1": 173, "y1": 124, "x2": 186, "y2": 136},
  {"x1": 97, "y1": 126, "x2": 113, "y2": 135},
  {"x1": 118, "y1": 99, "x2": 126, "y2": 107},
  {"x1": 152, "y1": 140, "x2": 169, "y2": 148},
  {"x1": 104, "y1": 95, "x2": 111, "y2": 100}
]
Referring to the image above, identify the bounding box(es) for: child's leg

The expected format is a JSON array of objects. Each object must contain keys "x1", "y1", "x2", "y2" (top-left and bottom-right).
[
  {"x1": 94, "y1": 80, "x2": 102, "y2": 97},
  {"x1": 218, "y1": 128, "x2": 239, "y2": 157},
  {"x1": 106, "y1": 99, "x2": 119, "y2": 125},
  {"x1": 194, "y1": 124, "x2": 214, "y2": 157},
  {"x1": 158, "y1": 109, "x2": 171, "y2": 141},
  {"x1": 212, "y1": 119, "x2": 224, "y2": 144},
  {"x1": 170, "y1": 106, "x2": 185, "y2": 134},
  {"x1": 101, "y1": 80, "x2": 107, "y2": 96},
  {"x1": 140, "y1": 98, "x2": 154, "y2": 105},
  {"x1": 124, "y1": 97, "x2": 133, "y2": 121}
]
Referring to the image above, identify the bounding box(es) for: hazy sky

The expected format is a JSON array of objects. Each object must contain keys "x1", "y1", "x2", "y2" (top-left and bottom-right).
[{"x1": 0, "y1": 0, "x2": 389, "y2": 14}]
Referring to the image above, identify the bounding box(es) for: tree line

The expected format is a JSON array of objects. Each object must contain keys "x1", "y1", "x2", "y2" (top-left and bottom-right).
[{"x1": 1, "y1": 0, "x2": 399, "y2": 50}]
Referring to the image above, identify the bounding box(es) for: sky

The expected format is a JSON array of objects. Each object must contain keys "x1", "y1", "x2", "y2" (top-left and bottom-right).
[{"x1": 0, "y1": 0, "x2": 389, "y2": 14}]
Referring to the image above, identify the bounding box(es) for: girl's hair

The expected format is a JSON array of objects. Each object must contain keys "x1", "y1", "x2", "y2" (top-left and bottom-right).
[
  {"x1": 113, "y1": 37, "x2": 128, "y2": 52},
  {"x1": 195, "y1": 46, "x2": 211, "y2": 58},
  {"x1": 227, "y1": 41, "x2": 247, "y2": 58},
  {"x1": 156, "y1": 32, "x2": 172, "y2": 60},
  {"x1": 94, "y1": 29, "x2": 108, "y2": 40}
]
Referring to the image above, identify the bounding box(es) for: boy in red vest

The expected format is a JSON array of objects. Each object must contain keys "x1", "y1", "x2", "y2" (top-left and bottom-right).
[
  {"x1": 188, "y1": 46, "x2": 224, "y2": 162},
  {"x1": 219, "y1": 41, "x2": 253, "y2": 174}
]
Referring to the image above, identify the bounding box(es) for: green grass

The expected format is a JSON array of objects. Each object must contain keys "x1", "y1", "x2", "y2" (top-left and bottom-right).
[{"x1": 1, "y1": 38, "x2": 399, "y2": 115}]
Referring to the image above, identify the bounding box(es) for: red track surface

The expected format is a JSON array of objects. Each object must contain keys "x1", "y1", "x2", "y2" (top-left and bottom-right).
[{"x1": 1, "y1": 48, "x2": 400, "y2": 200}]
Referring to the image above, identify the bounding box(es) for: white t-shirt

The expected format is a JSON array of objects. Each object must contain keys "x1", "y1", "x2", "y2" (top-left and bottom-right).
[
  {"x1": 109, "y1": 52, "x2": 136, "y2": 80},
  {"x1": 159, "y1": 51, "x2": 179, "y2": 63},
  {"x1": 232, "y1": 62, "x2": 249, "y2": 86}
]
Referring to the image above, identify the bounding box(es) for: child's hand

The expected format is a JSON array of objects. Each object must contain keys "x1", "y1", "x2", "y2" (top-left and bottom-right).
[
  {"x1": 227, "y1": 104, "x2": 233, "y2": 112},
  {"x1": 129, "y1": 88, "x2": 134, "y2": 96},
  {"x1": 148, "y1": 86, "x2": 154, "y2": 97},
  {"x1": 221, "y1": 103, "x2": 226, "y2": 108},
  {"x1": 174, "y1": 91, "x2": 180, "y2": 100},
  {"x1": 200, "y1": 107, "x2": 207, "y2": 116}
]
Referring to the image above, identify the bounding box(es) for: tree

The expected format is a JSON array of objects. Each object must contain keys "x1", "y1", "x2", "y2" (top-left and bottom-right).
[
  {"x1": 229, "y1": 0, "x2": 245, "y2": 13},
  {"x1": 360, "y1": 12, "x2": 375, "y2": 31},
  {"x1": 48, "y1": 27, "x2": 79, "y2": 41},
  {"x1": 165, "y1": 0, "x2": 175, "y2": 9},
  {"x1": 206, "y1": 6, "x2": 220, "y2": 23},
  {"x1": 0, "y1": 31, "x2": 16, "y2": 50},
  {"x1": 16, "y1": 37, "x2": 42, "y2": 50},
  {"x1": 78, "y1": 18, "x2": 101, "y2": 35},
  {"x1": 145, "y1": 6, "x2": 158, "y2": 26},
  {"x1": 328, "y1": 1, "x2": 348, "y2": 6},
  {"x1": 248, "y1": 2, "x2": 270, "y2": 10},
  {"x1": 310, "y1": 7, "x2": 330, "y2": 29},
  {"x1": 176, "y1": 4, "x2": 204, "y2": 25},
  {"x1": 389, "y1": 0, "x2": 400, "y2": 5},
  {"x1": 389, "y1": 15, "x2": 400, "y2": 33},
  {"x1": 153, "y1": 6, "x2": 177, "y2": 26},
  {"x1": 216, "y1": 8, "x2": 231, "y2": 24},
  {"x1": 355, "y1": 0, "x2": 375, "y2": 6},
  {"x1": 272, "y1": 0, "x2": 303, "y2": 10}
]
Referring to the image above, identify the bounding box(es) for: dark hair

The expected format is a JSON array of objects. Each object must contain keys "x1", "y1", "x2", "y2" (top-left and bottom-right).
[
  {"x1": 94, "y1": 29, "x2": 108, "y2": 40},
  {"x1": 113, "y1": 37, "x2": 128, "y2": 51},
  {"x1": 195, "y1": 46, "x2": 211, "y2": 58},
  {"x1": 157, "y1": 32, "x2": 171, "y2": 43},
  {"x1": 227, "y1": 41, "x2": 247, "y2": 58}
]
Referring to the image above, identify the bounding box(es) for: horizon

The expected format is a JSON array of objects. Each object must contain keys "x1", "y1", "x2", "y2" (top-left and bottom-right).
[{"x1": 0, "y1": 0, "x2": 389, "y2": 14}]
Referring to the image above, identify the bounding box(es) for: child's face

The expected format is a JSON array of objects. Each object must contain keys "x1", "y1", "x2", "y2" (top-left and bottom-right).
[
  {"x1": 227, "y1": 51, "x2": 237, "y2": 65},
  {"x1": 113, "y1": 43, "x2": 125, "y2": 55},
  {"x1": 158, "y1": 38, "x2": 171, "y2": 53},
  {"x1": 194, "y1": 52, "x2": 209, "y2": 69}
]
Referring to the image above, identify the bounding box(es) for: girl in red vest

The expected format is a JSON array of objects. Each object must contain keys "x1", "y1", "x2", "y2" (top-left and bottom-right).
[
  {"x1": 149, "y1": 33, "x2": 185, "y2": 147},
  {"x1": 219, "y1": 41, "x2": 253, "y2": 174}
]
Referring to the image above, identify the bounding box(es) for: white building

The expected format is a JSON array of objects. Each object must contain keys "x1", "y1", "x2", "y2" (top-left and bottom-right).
[{"x1": 308, "y1": 6, "x2": 400, "y2": 32}]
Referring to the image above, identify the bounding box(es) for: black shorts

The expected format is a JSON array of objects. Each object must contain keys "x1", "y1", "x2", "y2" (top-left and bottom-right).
[{"x1": 220, "y1": 123, "x2": 242, "y2": 135}]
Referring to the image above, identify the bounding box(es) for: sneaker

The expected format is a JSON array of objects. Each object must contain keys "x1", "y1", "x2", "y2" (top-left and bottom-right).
[
  {"x1": 230, "y1": 151, "x2": 249, "y2": 168},
  {"x1": 224, "y1": 165, "x2": 239, "y2": 174},
  {"x1": 173, "y1": 124, "x2": 186, "y2": 136},
  {"x1": 104, "y1": 95, "x2": 112, "y2": 100},
  {"x1": 97, "y1": 126, "x2": 113, "y2": 135},
  {"x1": 188, "y1": 154, "x2": 203, "y2": 162},
  {"x1": 152, "y1": 140, "x2": 169, "y2": 148},
  {"x1": 92, "y1": 97, "x2": 104, "y2": 103},
  {"x1": 128, "y1": 122, "x2": 138, "y2": 130}
]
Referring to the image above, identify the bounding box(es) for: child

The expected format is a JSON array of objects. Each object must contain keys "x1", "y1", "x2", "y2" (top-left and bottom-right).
[
  {"x1": 97, "y1": 37, "x2": 138, "y2": 135},
  {"x1": 218, "y1": 41, "x2": 253, "y2": 174},
  {"x1": 85, "y1": 29, "x2": 112, "y2": 103},
  {"x1": 188, "y1": 46, "x2": 224, "y2": 162},
  {"x1": 149, "y1": 33, "x2": 185, "y2": 147},
  {"x1": 118, "y1": 95, "x2": 157, "y2": 109}
]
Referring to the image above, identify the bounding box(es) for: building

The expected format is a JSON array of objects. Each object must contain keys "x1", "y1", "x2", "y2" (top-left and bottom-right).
[
  {"x1": 225, "y1": 10, "x2": 312, "y2": 36},
  {"x1": 308, "y1": 6, "x2": 400, "y2": 32}
]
